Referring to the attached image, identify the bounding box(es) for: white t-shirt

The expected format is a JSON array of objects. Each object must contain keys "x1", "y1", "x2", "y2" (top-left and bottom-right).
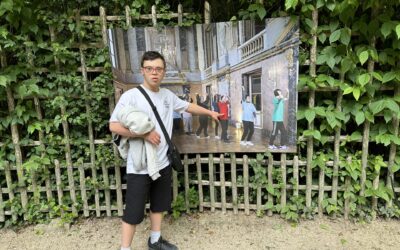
[{"x1": 110, "y1": 85, "x2": 189, "y2": 174}]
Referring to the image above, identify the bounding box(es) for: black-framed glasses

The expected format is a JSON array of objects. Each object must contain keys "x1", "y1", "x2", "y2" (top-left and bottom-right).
[{"x1": 142, "y1": 66, "x2": 165, "y2": 74}]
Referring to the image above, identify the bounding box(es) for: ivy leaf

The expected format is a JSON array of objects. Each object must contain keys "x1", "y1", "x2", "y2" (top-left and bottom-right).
[
  {"x1": 353, "y1": 87, "x2": 361, "y2": 101},
  {"x1": 358, "y1": 51, "x2": 369, "y2": 65},
  {"x1": 0, "y1": 0, "x2": 13, "y2": 16},
  {"x1": 329, "y1": 29, "x2": 341, "y2": 43},
  {"x1": 340, "y1": 57, "x2": 353, "y2": 73},
  {"x1": 350, "y1": 131, "x2": 362, "y2": 141},
  {"x1": 381, "y1": 21, "x2": 394, "y2": 38},
  {"x1": 396, "y1": 24, "x2": 400, "y2": 39},
  {"x1": 257, "y1": 7, "x2": 266, "y2": 20},
  {"x1": 371, "y1": 72, "x2": 383, "y2": 82},
  {"x1": 385, "y1": 99, "x2": 399, "y2": 113},
  {"x1": 369, "y1": 100, "x2": 385, "y2": 115},
  {"x1": 0, "y1": 75, "x2": 8, "y2": 87},
  {"x1": 382, "y1": 71, "x2": 396, "y2": 83},
  {"x1": 318, "y1": 33, "x2": 327, "y2": 43},
  {"x1": 329, "y1": 20, "x2": 339, "y2": 32},
  {"x1": 355, "y1": 111, "x2": 365, "y2": 125},
  {"x1": 305, "y1": 110, "x2": 316, "y2": 123},
  {"x1": 285, "y1": 0, "x2": 299, "y2": 10},
  {"x1": 340, "y1": 28, "x2": 351, "y2": 46},
  {"x1": 358, "y1": 73, "x2": 370, "y2": 87},
  {"x1": 343, "y1": 86, "x2": 353, "y2": 95}
]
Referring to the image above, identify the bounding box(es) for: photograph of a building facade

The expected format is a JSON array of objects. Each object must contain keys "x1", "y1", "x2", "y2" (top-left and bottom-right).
[{"x1": 107, "y1": 17, "x2": 299, "y2": 153}]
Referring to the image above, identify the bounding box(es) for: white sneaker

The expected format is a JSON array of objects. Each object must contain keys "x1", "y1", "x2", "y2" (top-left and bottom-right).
[
  {"x1": 268, "y1": 145, "x2": 277, "y2": 150},
  {"x1": 279, "y1": 145, "x2": 288, "y2": 150},
  {"x1": 246, "y1": 141, "x2": 254, "y2": 146},
  {"x1": 196, "y1": 135, "x2": 201, "y2": 139},
  {"x1": 240, "y1": 141, "x2": 247, "y2": 145},
  {"x1": 215, "y1": 136, "x2": 220, "y2": 139},
  {"x1": 205, "y1": 136, "x2": 210, "y2": 139}
]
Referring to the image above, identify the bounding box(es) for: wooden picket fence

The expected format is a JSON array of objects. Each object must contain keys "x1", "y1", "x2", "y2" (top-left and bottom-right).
[{"x1": 1, "y1": 2, "x2": 399, "y2": 224}]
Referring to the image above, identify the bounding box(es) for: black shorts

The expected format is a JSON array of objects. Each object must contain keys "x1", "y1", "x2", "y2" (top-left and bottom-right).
[{"x1": 122, "y1": 166, "x2": 172, "y2": 225}]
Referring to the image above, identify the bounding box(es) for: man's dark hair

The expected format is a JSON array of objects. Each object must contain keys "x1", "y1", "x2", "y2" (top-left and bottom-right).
[
  {"x1": 141, "y1": 51, "x2": 166, "y2": 68},
  {"x1": 274, "y1": 89, "x2": 281, "y2": 96}
]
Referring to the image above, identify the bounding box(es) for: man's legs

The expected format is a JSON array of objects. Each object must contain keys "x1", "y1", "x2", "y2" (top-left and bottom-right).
[
  {"x1": 120, "y1": 174, "x2": 150, "y2": 249},
  {"x1": 241, "y1": 121, "x2": 249, "y2": 141},
  {"x1": 121, "y1": 221, "x2": 136, "y2": 248},
  {"x1": 247, "y1": 121, "x2": 254, "y2": 141},
  {"x1": 150, "y1": 211, "x2": 162, "y2": 231}
]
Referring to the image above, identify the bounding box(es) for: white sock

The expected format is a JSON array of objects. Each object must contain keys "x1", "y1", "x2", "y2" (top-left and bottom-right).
[
  {"x1": 150, "y1": 230, "x2": 161, "y2": 244},
  {"x1": 121, "y1": 247, "x2": 131, "y2": 250}
]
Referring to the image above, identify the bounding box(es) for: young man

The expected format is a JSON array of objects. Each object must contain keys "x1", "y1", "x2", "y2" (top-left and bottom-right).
[
  {"x1": 240, "y1": 95, "x2": 257, "y2": 146},
  {"x1": 269, "y1": 89, "x2": 288, "y2": 150},
  {"x1": 109, "y1": 51, "x2": 221, "y2": 250},
  {"x1": 218, "y1": 95, "x2": 230, "y2": 143}
]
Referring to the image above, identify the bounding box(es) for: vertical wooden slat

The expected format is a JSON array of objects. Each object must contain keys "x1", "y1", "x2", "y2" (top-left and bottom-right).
[
  {"x1": 101, "y1": 162, "x2": 112, "y2": 216},
  {"x1": 231, "y1": 153, "x2": 238, "y2": 214},
  {"x1": 293, "y1": 156, "x2": 299, "y2": 197},
  {"x1": 4, "y1": 162, "x2": 17, "y2": 221},
  {"x1": 26, "y1": 45, "x2": 40, "y2": 202},
  {"x1": 100, "y1": 6, "x2": 123, "y2": 216},
  {"x1": 6, "y1": 87, "x2": 28, "y2": 219},
  {"x1": 208, "y1": 154, "x2": 215, "y2": 212},
  {"x1": 256, "y1": 185, "x2": 262, "y2": 214},
  {"x1": 344, "y1": 175, "x2": 351, "y2": 220},
  {"x1": 220, "y1": 154, "x2": 226, "y2": 213},
  {"x1": 387, "y1": 86, "x2": 399, "y2": 207},
  {"x1": 173, "y1": 170, "x2": 178, "y2": 202},
  {"x1": 33, "y1": 97, "x2": 53, "y2": 202},
  {"x1": 0, "y1": 179, "x2": 4, "y2": 222},
  {"x1": 177, "y1": 4, "x2": 183, "y2": 25},
  {"x1": 318, "y1": 163, "x2": 325, "y2": 217},
  {"x1": 49, "y1": 26, "x2": 77, "y2": 214},
  {"x1": 204, "y1": 1, "x2": 210, "y2": 24},
  {"x1": 332, "y1": 73, "x2": 344, "y2": 203},
  {"x1": 196, "y1": 154, "x2": 204, "y2": 212},
  {"x1": 243, "y1": 155, "x2": 250, "y2": 215},
  {"x1": 78, "y1": 164, "x2": 89, "y2": 217},
  {"x1": 151, "y1": 5, "x2": 157, "y2": 26},
  {"x1": 280, "y1": 154, "x2": 287, "y2": 208},
  {"x1": 344, "y1": 156, "x2": 352, "y2": 220},
  {"x1": 372, "y1": 169, "x2": 379, "y2": 217},
  {"x1": 361, "y1": 9, "x2": 377, "y2": 196},
  {"x1": 54, "y1": 160, "x2": 64, "y2": 210},
  {"x1": 66, "y1": 161, "x2": 77, "y2": 214},
  {"x1": 125, "y1": 6, "x2": 131, "y2": 27},
  {"x1": 184, "y1": 154, "x2": 190, "y2": 213},
  {"x1": 306, "y1": 8, "x2": 318, "y2": 208},
  {"x1": 77, "y1": 12, "x2": 100, "y2": 217},
  {"x1": 3, "y1": 49, "x2": 28, "y2": 221},
  {"x1": 267, "y1": 154, "x2": 273, "y2": 216}
]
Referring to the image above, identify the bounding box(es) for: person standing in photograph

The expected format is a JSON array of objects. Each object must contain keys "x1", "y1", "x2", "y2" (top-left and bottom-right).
[
  {"x1": 109, "y1": 51, "x2": 220, "y2": 250},
  {"x1": 182, "y1": 95, "x2": 193, "y2": 135},
  {"x1": 212, "y1": 94, "x2": 220, "y2": 139},
  {"x1": 269, "y1": 89, "x2": 288, "y2": 150},
  {"x1": 218, "y1": 95, "x2": 230, "y2": 143},
  {"x1": 173, "y1": 110, "x2": 182, "y2": 133},
  {"x1": 240, "y1": 95, "x2": 257, "y2": 146},
  {"x1": 195, "y1": 93, "x2": 210, "y2": 138}
]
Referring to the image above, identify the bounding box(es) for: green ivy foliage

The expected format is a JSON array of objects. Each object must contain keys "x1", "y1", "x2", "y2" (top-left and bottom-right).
[{"x1": 1, "y1": 0, "x2": 400, "y2": 227}]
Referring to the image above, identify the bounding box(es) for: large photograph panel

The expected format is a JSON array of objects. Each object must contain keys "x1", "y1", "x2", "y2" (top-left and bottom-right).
[{"x1": 108, "y1": 17, "x2": 299, "y2": 153}]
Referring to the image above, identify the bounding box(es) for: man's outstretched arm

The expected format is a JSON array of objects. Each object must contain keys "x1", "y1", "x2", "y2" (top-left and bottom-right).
[{"x1": 186, "y1": 103, "x2": 221, "y2": 121}]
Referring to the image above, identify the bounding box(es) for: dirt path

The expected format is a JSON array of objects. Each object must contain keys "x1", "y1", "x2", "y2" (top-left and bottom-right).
[{"x1": 1, "y1": 211, "x2": 400, "y2": 250}]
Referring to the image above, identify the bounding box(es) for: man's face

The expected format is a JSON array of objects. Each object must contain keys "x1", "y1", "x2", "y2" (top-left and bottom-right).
[{"x1": 141, "y1": 58, "x2": 165, "y2": 89}]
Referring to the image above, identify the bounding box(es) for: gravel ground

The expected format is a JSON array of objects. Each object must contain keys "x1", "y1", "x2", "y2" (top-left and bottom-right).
[{"x1": 1, "y1": 211, "x2": 400, "y2": 250}]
